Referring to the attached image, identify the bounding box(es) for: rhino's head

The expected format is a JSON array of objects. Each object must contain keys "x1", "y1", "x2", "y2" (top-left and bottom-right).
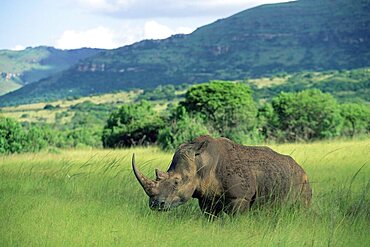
[{"x1": 132, "y1": 153, "x2": 198, "y2": 211}]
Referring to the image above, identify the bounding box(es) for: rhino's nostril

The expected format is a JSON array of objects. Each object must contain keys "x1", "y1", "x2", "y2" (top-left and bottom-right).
[{"x1": 149, "y1": 200, "x2": 157, "y2": 208}]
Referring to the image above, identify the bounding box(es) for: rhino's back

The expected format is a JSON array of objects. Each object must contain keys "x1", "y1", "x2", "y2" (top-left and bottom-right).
[
  {"x1": 217, "y1": 138, "x2": 307, "y2": 199},
  {"x1": 219, "y1": 138, "x2": 301, "y2": 171}
]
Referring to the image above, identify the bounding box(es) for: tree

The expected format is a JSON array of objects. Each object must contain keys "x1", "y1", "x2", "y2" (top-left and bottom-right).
[
  {"x1": 270, "y1": 89, "x2": 343, "y2": 141},
  {"x1": 180, "y1": 81, "x2": 258, "y2": 143},
  {"x1": 340, "y1": 103, "x2": 370, "y2": 137},
  {"x1": 25, "y1": 125, "x2": 50, "y2": 152},
  {"x1": 257, "y1": 103, "x2": 284, "y2": 141},
  {"x1": 0, "y1": 118, "x2": 55, "y2": 153},
  {"x1": 102, "y1": 100, "x2": 164, "y2": 148},
  {"x1": 0, "y1": 116, "x2": 27, "y2": 153},
  {"x1": 157, "y1": 107, "x2": 210, "y2": 150},
  {"x1": 137, "y1": 85, "x2": 176, "y2": 101}
]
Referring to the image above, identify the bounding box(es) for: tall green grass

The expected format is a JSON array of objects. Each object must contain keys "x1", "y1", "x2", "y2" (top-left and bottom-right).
[{"x1": 0, "y1": 139, "x2": 369, "y2": 246}]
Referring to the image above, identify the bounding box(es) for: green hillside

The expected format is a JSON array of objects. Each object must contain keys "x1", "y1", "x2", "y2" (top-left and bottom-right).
[
  {"x1": 0, "y1": 46, "x2": 103, "y2": 95},
  {"x1": 1, "y1": 68, "x2": 368, "y2": 126},
  {"x1": 251, "y1": 68, "x2": 370, "y2": 104},
  {"x1": 1, "y1": 0, "x2": 369, "y2": 105}
]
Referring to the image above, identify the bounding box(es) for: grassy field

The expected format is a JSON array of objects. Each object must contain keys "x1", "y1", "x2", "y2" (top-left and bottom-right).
[
  {"x1": 0, "y1": 89, "x2": 171, "y2": 125},
  {"x1": 0, "y1": 139, "x2": 369, "y2": 246},
  {"x1": 0, "y1": 91, "x2": 140, "y2": 124}
]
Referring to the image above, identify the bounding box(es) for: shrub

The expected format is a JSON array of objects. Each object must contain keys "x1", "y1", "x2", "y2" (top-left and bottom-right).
[
  {"x1": 43, "y1": 104, "x2": 60, "y2": 110},
  {"x1": 180, "y1": 81, "x2": 257, "y2": 143},
  {"x1": 0, "y1": 117, "x2": 53, "y2": 153},
  {"x1": 157, "y1": 107, "x2": 210, "y2": 150},
  {"x1": 102, "y1": 100, "x2": 164, "y2": 148},
  {"x1": 269, "y1": 89, "x2": 343, "y2": 141},
  {"x1": 137, "y1": 85, "x2": 176, "y2": 101},
  {"x1": 257, "y1": 103, "x2": 282, "y2": 141},
  {"x1": 0, "y1": 117, "x2": 27, "y2": 153},
  {"x1": 340, "y1": 103, "x2": 370, "y2": 137},
  {"x1": 25, "y1": 125, "x2": 50, "y2": 152},
  {"x1": 65, "y1": 128, "x2": 102, "y2": 148}
]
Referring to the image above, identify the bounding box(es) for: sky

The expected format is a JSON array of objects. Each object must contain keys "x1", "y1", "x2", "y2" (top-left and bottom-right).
[{"x1": 0, "y1": 0, "x2": 292, "y2": 50}]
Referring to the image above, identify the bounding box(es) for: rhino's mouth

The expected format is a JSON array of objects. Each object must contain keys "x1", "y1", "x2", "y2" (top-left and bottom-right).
[
  {"x1": 149, "y1": 199, "x2": 183, "y2": 211},
  {"x1": 151, "y1": 206, "x2": 170, "y2": 212}
]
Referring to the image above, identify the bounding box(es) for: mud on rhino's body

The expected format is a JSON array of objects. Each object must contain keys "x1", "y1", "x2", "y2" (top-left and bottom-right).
[{"x1": 133, "y1": 135, "x2": 312, "y2": 215}]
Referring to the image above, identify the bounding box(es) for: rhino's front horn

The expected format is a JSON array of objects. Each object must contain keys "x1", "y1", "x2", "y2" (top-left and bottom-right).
[{"x1": 132, "y1": 154, "x2": 158, "y2": 196}]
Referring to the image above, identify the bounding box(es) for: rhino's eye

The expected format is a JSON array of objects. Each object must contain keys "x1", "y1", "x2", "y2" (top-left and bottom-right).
[{"x1": 173, "y1": 177, "x2": 181, "y2": 186}]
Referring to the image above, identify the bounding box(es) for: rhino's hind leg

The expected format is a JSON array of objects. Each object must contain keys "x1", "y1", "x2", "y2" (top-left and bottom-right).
[{"x1": 301, "y1": 177, "x2": 312, "y2": 207}]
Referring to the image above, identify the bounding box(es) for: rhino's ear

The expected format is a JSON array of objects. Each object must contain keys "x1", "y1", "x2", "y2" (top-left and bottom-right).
[
  {"x1": 193, "y1": 140, "x2": 208, "y2": 156},
  {"x1": 155, "y1": 169, "x2": 169, "y2": 180}
]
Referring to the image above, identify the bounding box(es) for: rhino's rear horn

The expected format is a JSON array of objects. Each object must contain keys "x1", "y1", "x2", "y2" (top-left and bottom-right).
[
  {"x1": 132, "y1": 154, "x2": 158, "y2": 196},
  {"x1": 155, "y1": 169, "x2": 169, "y2": 180}
]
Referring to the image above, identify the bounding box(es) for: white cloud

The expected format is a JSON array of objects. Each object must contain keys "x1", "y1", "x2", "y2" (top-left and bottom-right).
[
  {"x1": 78, "y1": 0, "x2": 136, "y2": 12},
  {"x1": 144, "y1": 21, "x2": 173, "y2": 40},
  {"x1": 196, "y1": 0, "x2": 290, "y2": 6},
  {"x1": 54, "y1": 21, "x2": 194, "y2": 49},
  {"x1": 176, "y1": 26, "x2": 195, "y2": 35},
  {"x1": 55, "y1": 26, "x2": 120, "y2": 49},
  {"x1": 77, "y1": 0, "x2": 115, "y2": 12},
  {"x1": 54, "y1": 1, "x2": 293, "y2": 49},
  {"x1": 77, "y1": 0, "x2": 295, "y2": 18},
  {"x1": 12, "y1": 45, "x2": 25, "y2": 51},
  {"x1": 144, "y1": 21, "x2": 194, "y2": 40}
]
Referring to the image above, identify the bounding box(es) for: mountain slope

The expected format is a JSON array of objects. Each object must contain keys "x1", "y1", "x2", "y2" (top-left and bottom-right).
[
  {"x1": 0, "y1": 46, "x2": 103, "y2": 95},
  {"x1": 1, "y1": 0, "x2": 370, "y2": 106}
]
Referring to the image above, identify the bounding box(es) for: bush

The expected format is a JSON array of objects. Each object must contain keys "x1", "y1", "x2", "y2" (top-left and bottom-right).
[
  {"x1": 65, "y1": 128, "x2": 102, "y2": 148},
  {"x1": 0, "y1": 117, "x2": 27, "y2": 153},
  {"x1": 180, "y1": 81, "x2": 258, "y2": 143},
  {"x1": 137, "y1": 85, "x2": 176, "y2": 101},
  {"x1": 102, "y1": 101, "x2": 164, "y2": 148},
  {"x1": 157, "y1": 107, "x2": 210, "y2": 150},
  {"x1": 25, "y1": 125, "x2": 50, "y2": 152},
  {"x1": 258, "y1": 103, "x2": 281, "y2": 141},
  {"x1": 269, "y1": 89, "x2": 343, "y2": 141},
  {"x1": 0, "y1": 117, "x2": 53, "y2": 153},
  {"x1": 340, "y1": 103, "x2": 370, "y2": 137},
  {"x1": 43, "y1": 104, "x2": 60, "y2": 110}
]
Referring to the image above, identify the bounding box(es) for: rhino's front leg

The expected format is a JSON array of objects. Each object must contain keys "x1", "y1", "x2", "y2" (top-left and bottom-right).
[
  {"x1": 224, "y1": 198, "x2": 252, "y2": 215},
  {"x1": 197, "y1": 196, "x2": 224, "y2": 217}
]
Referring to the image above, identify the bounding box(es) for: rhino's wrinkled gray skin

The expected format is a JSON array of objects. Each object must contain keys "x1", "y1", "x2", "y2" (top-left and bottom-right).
[{"x1": 132, "y1": 135, "x2": 312, "y2": 215}]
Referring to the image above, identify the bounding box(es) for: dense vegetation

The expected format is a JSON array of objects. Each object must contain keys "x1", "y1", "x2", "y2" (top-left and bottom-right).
[
  {"x1": 180, "y1": 81, "x2": 258, "y2": 143},
  {"x1": 102, "y1": 101, "x2": 164, "y2": 148},
  {"x1": 252, "y1": 68, "x2": 370, "y2": 103},
  {"x1": 340, "y1": 103, "x2": 370, "y2": 137},
  {"x1": 157, "y1": 108, "x2": 209, "y2": 150},
  {"x1": 2, "y1": 80, "x2": 368, "y2": 154},
  {"x1": 0, "y1": 117, "x2": 53, "y2": 153},
  {"x1": 1, "y1": 0, "x2": 370, "y2": 105},
  {"x1": 102, "y1": 82, "x2": 369, "y2": 150},
  {"x1": 0, "y1": 100, "x2": 117, "y2": 153},
  {"x1": 260, "y1": 90, "x2": 343, "y2": 142},
  {"x1": 137, "y1": 85, "x2": 177, "y2": 102}
]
